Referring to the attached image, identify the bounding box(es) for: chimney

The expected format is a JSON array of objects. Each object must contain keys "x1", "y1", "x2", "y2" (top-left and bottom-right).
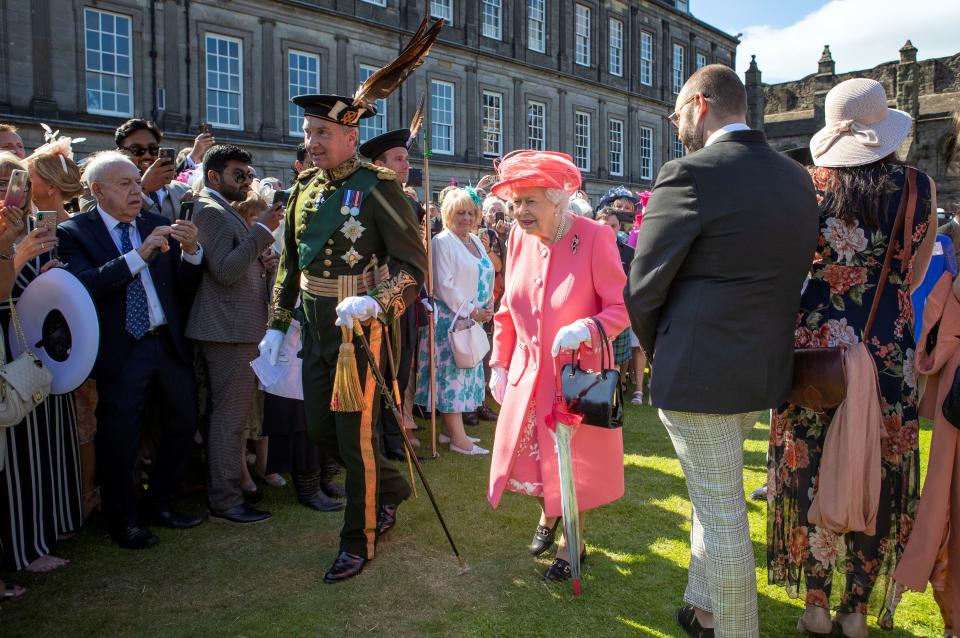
[
  {"x1": 744, "y1": 55, "x2": 765, "y2": 132},
  {"x1": 813, "y1": 45, "x2": 836, "y2": 127},
  {"x1": 897, "y1": 39, "x2": 920, "y2": 121}
]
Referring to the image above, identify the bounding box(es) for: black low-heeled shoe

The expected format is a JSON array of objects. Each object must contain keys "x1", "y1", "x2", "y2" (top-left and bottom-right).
[
  {"x1": 529, "y1": 519, "x2": 561, "y2": 556},
  {"x1": 543, "y1": 549, "x2": 587, "y2": 582},
  {"x1": 677, "y1": 605, "x2": 714, "y2": 638}
]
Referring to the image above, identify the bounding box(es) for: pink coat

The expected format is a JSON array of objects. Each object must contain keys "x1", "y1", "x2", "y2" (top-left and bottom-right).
[{"x1": 488, "y1": 216, "x2": 630, "y2": 516}]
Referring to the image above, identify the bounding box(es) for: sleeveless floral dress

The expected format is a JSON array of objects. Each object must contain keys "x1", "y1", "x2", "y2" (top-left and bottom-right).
[{"x1": 767, "y1": 165, "x2": 931, "y2": 627}]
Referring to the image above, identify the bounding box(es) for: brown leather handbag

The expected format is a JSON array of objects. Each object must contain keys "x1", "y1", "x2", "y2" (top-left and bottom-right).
[{"x1": 789, "y1": 167, "x2": 917, "y2": 412}]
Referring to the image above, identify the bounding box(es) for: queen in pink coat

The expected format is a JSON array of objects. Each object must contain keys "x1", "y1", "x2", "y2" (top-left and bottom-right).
[{"x1": 487, "y1": 151, "x2": 630, "y2": 583}]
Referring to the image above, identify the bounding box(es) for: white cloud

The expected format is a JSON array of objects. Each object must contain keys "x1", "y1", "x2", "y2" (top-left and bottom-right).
[{"x1": 736, "y1": 0, "x2": 960, "y2": 84}]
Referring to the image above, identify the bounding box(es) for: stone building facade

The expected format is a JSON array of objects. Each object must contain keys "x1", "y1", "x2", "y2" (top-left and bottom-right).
[
  {"x1": 747, "y1": 42, "x2": 960, "y2": 207},
  {"x1": 0, "y1": 0, "x2": 737, "y2": 199}
]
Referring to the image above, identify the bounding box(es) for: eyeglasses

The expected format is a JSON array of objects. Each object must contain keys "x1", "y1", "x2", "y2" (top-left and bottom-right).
[
  {"x1": 120, "y1": 144, "x2": 160, "y2": 157},
  {"x1": 667, "y1": 93, "x2": 708, "y2": 129},
  {"x1": 228, "y1": 169, "x2": 254, "y2": 184}
]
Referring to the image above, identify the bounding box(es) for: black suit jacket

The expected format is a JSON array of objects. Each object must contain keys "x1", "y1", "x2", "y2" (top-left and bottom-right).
[
  {"x1": 57, "y1": 209, "x2": 202, "y2": 378},
  {"x1": 627, "y1": 129, "x2": 819, "y2": 413}
]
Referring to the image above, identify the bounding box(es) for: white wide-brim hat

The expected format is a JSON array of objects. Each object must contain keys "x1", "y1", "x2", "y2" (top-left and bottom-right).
[{"x1": 810, "y1": 78, "x2": 912, "y2": 168}]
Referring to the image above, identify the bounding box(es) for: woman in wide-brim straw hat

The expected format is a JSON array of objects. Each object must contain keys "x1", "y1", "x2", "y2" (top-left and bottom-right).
[
  {"x1": 485, "y1": 150, "x2": 630, "y2": 582},
  {"x1": 767, "y1": 78, "x2": 938, "y2": 638}
]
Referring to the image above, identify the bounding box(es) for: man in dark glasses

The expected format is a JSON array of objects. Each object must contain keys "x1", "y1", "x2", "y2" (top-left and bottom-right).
[{"x1": 113, "y1": 118, "x2": 190, "y2": 223}]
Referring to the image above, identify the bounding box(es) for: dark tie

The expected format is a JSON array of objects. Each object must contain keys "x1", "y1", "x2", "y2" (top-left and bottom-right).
[
  {"x1": 117, "y1": 222, "x2": 150, "y2": 339},
  {"x1": 147, "y1": 190, "x2": 162, "y2": 211}
]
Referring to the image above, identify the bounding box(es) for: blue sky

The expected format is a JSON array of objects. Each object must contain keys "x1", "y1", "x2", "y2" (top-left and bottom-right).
[{"x1": 691, "y1": 0, "x2": 960, "y2": 83}]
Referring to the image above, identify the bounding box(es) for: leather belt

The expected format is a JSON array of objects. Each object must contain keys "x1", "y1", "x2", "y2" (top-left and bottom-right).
[{"x1": 300, "y1": 264, "x2": 390, "y2": 298}]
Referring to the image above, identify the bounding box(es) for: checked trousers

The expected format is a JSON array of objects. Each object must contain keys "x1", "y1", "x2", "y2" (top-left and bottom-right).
[{"x1": 659, "y1": 409, "x2": 763, "y2": 638}]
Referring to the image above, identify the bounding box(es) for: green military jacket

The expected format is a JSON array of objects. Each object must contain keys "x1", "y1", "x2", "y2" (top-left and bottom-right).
[{"x1": 269, "y1": 156, "x2": 426, "y2": 332}]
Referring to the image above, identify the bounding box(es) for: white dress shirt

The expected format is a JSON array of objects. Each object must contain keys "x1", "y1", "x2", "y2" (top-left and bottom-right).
[
  {"x1": 97, "y1": 206, "x2": 203, "y2": 329},
  {"x1": 704, "y1": 122, "x2": 751, "y2": 148}
]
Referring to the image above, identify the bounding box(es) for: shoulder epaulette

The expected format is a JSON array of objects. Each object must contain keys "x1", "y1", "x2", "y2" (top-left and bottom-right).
[
  {"x1": 357, "y1": 160, "x2": 397, "y2": 181},
  {"x1": 296, "y1": 167, "x2": 321, "y2": 185}
]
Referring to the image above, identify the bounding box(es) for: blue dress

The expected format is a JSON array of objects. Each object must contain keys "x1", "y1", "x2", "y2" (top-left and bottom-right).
[{"x1": 415, "y1": 247, "x2": 493, "y2": 413}]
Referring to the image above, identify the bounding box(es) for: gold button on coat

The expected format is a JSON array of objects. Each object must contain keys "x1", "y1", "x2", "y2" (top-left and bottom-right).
[
  {"x1": 322, "y1": 271, "x2": 331, "y2": 277},
  {"x1": 323, "y1": 259, "x2": 332, "y2": 266}
]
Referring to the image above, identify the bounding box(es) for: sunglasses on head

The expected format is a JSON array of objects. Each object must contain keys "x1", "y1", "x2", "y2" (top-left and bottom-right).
[{"x1": 120, "y1": 144, "x2": 160, "y2": 157}]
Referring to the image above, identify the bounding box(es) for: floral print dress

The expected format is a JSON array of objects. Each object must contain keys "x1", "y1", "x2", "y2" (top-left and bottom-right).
[
  {"x1": 414, "y1": 249, "x2": 493, "y2": 414},
  {"x1": 767, "y1": 165, "x2": 931, "y2": 627}
]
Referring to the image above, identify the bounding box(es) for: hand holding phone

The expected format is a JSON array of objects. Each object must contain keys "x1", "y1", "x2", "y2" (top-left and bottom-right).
[
  {"x1": 159, "y1": 147, "x2": 176, "y2": 163},
  {"x1": 272, "y1": 190, "x2": 290, "y2": 209},
  {"x1": 4, "y1": 169, "x2": 28, "y2": 209},
  {"x1": 179, "y1": 201, "x2": 195, "y2": 222}
]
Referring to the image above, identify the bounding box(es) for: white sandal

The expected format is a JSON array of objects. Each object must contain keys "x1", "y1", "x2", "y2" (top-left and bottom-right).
[{"x1": 449, "y1": 443, "x2": 489, "y2": 455}]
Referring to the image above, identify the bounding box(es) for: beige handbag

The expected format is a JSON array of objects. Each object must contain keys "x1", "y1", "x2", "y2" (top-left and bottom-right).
[
  {"x1": 0, "y1": 304, "x2": 52, "y2": 429},
  {"x1": 448, "y1": 299, "x2": 490, "y2": 369}
]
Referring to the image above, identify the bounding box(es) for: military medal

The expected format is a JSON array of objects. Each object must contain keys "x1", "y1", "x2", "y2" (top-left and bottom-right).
[
  {"x1": 340, "y1": 217, "x2": 366, "y2": 243},
  {"x1": 340, "y1": 190, "x2": 363, "y2": 216},
  {"x1": 343, "y1": 247, "x2": 363, "y2": 267}
]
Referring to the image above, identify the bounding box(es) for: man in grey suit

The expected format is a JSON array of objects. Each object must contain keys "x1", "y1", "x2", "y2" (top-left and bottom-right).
[
  {"x1": 627, "y1": 65, "x2": 819, "y2": 637},
  {"x1": 187, "y1": 145, "x2": 283, "y2": 524}
]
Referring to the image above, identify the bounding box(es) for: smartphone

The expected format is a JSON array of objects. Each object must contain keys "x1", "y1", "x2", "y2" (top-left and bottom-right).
[
  {"x1": 272, "y1": 190, "x2": 290, "y2": 209},
  {"x1": 179, "y1": 201, "x2": 195, "y2": 221},
  {"x1": 406, "y1": 167, "x2": 423, "y2": 187},
  {"x1": 495, "y1": 210, "x2": 504, "y2": 223},
  {"x1": 4, "y1": 169, "x2": 28, "y2": 208},
  {"x1": 201, "y1": 122, "x2": 212, "y2": 135},
  {"x1": 35, "y1": 210, "x2": 58, "y2": 233},
  {"x1": 159, "y1": 147, "x2": 176, "y2": 164}
]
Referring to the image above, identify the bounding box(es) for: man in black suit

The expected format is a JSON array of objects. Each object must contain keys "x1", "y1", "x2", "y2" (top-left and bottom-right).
[
  {"x1": 58, "y1": 151, "x2": 205, "y2": 549},
  {"x1": 627, "y1": 65, "x2": 819, "y2": 637}
]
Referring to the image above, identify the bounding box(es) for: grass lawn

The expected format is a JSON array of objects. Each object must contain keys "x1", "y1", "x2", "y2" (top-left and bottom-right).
[{"x1": 1, "y1": 404, "x2": 944, "y2": 637}]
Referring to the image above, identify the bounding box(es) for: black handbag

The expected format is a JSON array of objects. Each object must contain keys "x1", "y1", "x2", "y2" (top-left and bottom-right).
[
  {"x1": 941, "y1": 366, "x2": 960, "y2": 431},
  {"x1": 559, "y1": 318, "x2": 623, "y2": 429}
]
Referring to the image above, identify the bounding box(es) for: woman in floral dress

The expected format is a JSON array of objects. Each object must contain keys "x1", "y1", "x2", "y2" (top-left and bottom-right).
[
  {"x1": 767, "y1": 79, "x2": 937, "y2": 638},
  {"x1": 414, "y1": 188, "x2": 493, "y2": 455}
]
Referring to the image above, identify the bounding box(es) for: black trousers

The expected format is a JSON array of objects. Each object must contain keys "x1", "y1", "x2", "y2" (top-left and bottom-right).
[
  {"x1": 301, "y1": 292, "x2": 411, "y2": 559},
  {"x1": 95, "y1": 330, "x2": 197, "y2": 525}
]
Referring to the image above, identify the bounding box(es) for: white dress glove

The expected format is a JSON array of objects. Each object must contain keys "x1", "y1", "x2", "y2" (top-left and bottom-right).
[
  {"x1": 551, "y1": 320, "x2": 593, "y2": 357},
  {"x1": 334, "y1": 295, "x2": 381, "y2": 330},
  {"x1": 258, "y1": 329, "x2": 284, "y2": 366},
  {"x1": 490, "y1": 366, "x2": 507, "y2": 405}
]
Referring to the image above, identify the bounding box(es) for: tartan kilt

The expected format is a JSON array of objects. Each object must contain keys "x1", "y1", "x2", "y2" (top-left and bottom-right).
[{"x1": 613, "y1": 329, "x2": 632, "y2": 365}]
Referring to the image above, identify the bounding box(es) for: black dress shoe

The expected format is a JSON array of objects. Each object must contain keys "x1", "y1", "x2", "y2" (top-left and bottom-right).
[
  {"x1": 476, "y1": 404, "x2": 499, "y2": 422},
  {"x1": 208, "y1": 503, "x2": 272, "y2": 524},
  {"x1": 384, "y1": 443, "x2": 406, "y2": 461},
  {"x1": 530, "y1": 519, "x2": 560, "y2": 556},
  {"x1": 150, "y1": 510, "x2": 203, "y2": 530},
  {"x1": 377, "y1": 504, "x2": 398, "y2": 537},
  {"x1": 112, "y1": 524, "x2": 160, "y2": 549},
  {"x1": 677, "y1": 605, "x2": 715, "y2": 638},
  {"x1": 320, "y1": 465, "x2": 346, "y2": 499},
  {"x1": 300, "y1": 491, "x2": 346, "y2": 512},
  {"x1": 323, "y1": 551, "x2": 367, "y2": 584},
  {"x1": 543, "y1": 549, "x2": 586, "y2": 582},
  {"x1": 462, "y1": 411, "x2": 479, "y2": 426}
]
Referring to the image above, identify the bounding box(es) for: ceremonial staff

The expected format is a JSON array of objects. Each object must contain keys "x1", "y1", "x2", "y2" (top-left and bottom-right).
[
  {"x1": 354, "y1": 323, "x2": 466, "y2": 569},
  {"x1": 422, "y1": 112, "x2": 439, "y2": 458}
]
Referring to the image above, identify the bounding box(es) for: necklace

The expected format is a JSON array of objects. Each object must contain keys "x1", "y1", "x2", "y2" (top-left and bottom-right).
[{"x1": 552, "y1": 213, "x2": 571, "y2": 245}]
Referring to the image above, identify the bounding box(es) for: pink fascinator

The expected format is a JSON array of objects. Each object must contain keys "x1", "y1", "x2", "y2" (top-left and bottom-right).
[
  {"x1": 491, "y1": 150, "x2": 582, "y2": 200},
  {"x1": 26, "y1": 123, "x2": 87, "y2": 173}
]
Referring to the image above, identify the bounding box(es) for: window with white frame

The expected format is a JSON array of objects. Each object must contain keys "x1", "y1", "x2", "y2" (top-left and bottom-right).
[
  {"x1": 575, "y1": 4, "x2": 591, "y2": 66},
  {"x1": 639, "y1": 126, "x2": 653, "y2": 180},
  {"x1": 527, "y1": 101, "x2": 545, "y2": 150},
  {"x1": 676, "y1": 0, "x2": 689, "y2": 12},
  {"x1": 608, "y1": 119, "x2": 624, "y2": 177},
  {"x1": 696, "y1": 52, "x2": 707, "y2": 70},
  {"x1": 527, "y1": 0, "x2": 545, "y2": 53},
  {"x1": 481, "y1": 91, "x2": 503, "y2": 158},
  {"x1": 84, "y1": 8, "x2": 133, "y2": 116},
  {"x1": 672, "y1": 130, "x2": 685, "y2": 159},
  {"x1": 430, "y1": 0, "x2": 452, "y2": 22},
  {"x1": 359, "y1": 65, "x2": 387, "y2": 144},
  {"x1": 288, "y1": 51, "x2": 319, "y2": 136},
  {"x1": 482, "y1": 0, "x2": 502, "y2": 40},
  {"x1": 574, "y1": 111, "x2": 591, "y2": 171},
  {"x1": 431, "y1": 80, "x2": 455, "y2": 155},
  {"x1": 672, "y1": 43, "x2": 685, "y2": 95},
  {"x1": 608, "y1": 18, "x2": 623, "y2": 77},
  {"x1": 640, "y1": 31, "x2": 653, "y2": 86},
  {"x1": 206, "y1": 34, "x2": 243, "y2": 129},
  {"x1": 361, "y1": 0, "x2": 386, "y2": 5}
]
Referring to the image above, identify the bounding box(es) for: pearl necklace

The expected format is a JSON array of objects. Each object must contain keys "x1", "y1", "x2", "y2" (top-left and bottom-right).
[{"x1": 552, "y1": 213, "x2": 571, "y2": 245}]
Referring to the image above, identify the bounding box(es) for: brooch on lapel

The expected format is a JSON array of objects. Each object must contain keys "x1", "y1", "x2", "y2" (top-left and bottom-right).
[
  {"x1": 339, "y1": 190, "x2": 363, "y2": 217},
  {"x1": 571, "y1": 234, "x2": 580, "y2": 255}
]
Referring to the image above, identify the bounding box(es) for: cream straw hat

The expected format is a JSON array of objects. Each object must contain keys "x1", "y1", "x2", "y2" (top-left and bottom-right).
[{"x1": 810, "y1": 78, "x2": 912, "y2": 168}]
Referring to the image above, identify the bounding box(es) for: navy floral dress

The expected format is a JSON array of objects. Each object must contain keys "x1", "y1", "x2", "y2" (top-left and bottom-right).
[{"x1": 767, "y1": 164, "x2": 931, "y2": 627}]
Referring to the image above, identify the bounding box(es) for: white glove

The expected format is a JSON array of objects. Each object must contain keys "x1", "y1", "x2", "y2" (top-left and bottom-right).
[
  {"x1": 551, "y1": 320, "x2": 592, "y2": 357},
  {"x1": 490, "y1": 366, "x2": 507, "y2": 405},
  {"x1": 334, "y1": 295, "x2": 380, "y2": 330},
  {"x1": 258, "y1": 329, "x2": 284, "y2": 366},
  {"x1": 421, "y1": 298, "x2": 434, "y2": 313}
]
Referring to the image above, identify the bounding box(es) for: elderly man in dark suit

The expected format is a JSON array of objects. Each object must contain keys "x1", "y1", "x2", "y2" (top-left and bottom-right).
[
  {"x1": 186, "y1": 144, "x2": 282, "y2": 524},
  {"x1": 627, "y1": 65, "x2": 819, "y2": 637},
  {"x1": 58, "y1": 151, "x2": 204, "y2": 549}
]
